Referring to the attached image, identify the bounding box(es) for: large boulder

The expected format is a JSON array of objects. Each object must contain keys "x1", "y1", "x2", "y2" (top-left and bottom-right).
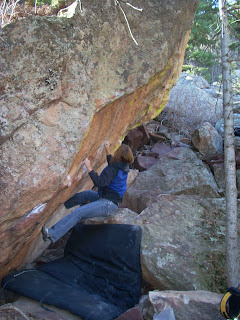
[
  {"x1": 0, "y1": 0, "x2": 198, "y2": 279},
  {"x1": 140, "y1": 290, "x2": 223, "y2": 320},
  {"x1": 135, "y1": 195, "x2": 231, "y2": 292},
  {"x1": 158, "y1": 73, "x2": 223, "y2": 137},
  {"x1": 192, "y1": 122, "x2": 223, "y2": 159},
  {"x1": 123, "y1": 147, "x2": 220, "y2": 213}
]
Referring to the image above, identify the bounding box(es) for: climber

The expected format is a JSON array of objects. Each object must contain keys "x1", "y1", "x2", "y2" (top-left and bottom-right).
[{"x1": 41, "y1": 141, "x2": 134, "y2": 243}]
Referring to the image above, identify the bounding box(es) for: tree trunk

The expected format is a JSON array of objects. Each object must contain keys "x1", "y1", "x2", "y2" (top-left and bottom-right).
[{"x1": 219, "y1": 0, "x2": 239, "y2": 287}]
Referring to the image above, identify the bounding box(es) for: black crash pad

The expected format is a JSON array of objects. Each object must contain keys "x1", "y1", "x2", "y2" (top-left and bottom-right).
[{"x1": 2, "y1": 224, "x2": 142, "y2": 320}]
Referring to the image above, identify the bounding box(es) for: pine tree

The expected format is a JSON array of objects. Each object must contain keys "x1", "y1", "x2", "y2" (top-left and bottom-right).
[{"x1": 185, "y1": 0, "x2": 240, "y2": 82}]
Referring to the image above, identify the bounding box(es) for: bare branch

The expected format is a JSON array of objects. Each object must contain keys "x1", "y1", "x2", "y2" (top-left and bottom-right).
[
  {"x1": 0, "y1": 0, "x2": 20, "y2": 27},
  {"x1": 125, "y1": 2, "x2": 143, "y2": 11},
  {"x1": 115, "y1": 0, "x2": 142, "y2": 45},
  {"x1": 78, "y1": 0, "x2": 83, "y2": 13},
  {"x1": 227, "y1": 4, "x2": 240, "y2": 11},
  {"x1": 228, "y1": 23, "x2": 240, "y2": 40},
  {"x1": 34, "y1": 0, "x2": 37, "y2": 14}
]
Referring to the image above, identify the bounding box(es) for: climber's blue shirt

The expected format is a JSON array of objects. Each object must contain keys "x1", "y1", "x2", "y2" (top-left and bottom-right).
[{"x1": 88, "y1": 155, "x2": 129, "y2": 204}]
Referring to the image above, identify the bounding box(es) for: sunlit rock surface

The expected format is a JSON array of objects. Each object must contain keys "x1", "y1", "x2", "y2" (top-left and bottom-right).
[{"x1": 0, "y1": 0, "x2": 198, "y2": 279}]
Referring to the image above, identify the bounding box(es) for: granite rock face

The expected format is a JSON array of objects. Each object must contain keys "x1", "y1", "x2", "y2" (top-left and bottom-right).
[
  {"x1": 140, "y1": 290, "x2": 224, "y2": 320},
  {"x1": 136, "y1": 195, "x2": 229, "y2": 292},
  {"x1": 123, "y1": 147, "x2": 220, "y2": 213},
  {"x1": 0, "y1": 0, "x2": 198, "y2": 279},
  {"x1": 192, "y1": 122, "x2": 223, "y2": 159},
  {"x1": 160, "y1": 72, "x2": 223, "y2": 136}
]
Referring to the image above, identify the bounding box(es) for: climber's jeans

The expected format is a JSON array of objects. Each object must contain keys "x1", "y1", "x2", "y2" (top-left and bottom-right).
[
  {"x1": 64, "y1": 190, "x2": 102, "y2": 209},
  {"x1": 48, "y1": 190, "x2": 118, "y2": 243}
]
